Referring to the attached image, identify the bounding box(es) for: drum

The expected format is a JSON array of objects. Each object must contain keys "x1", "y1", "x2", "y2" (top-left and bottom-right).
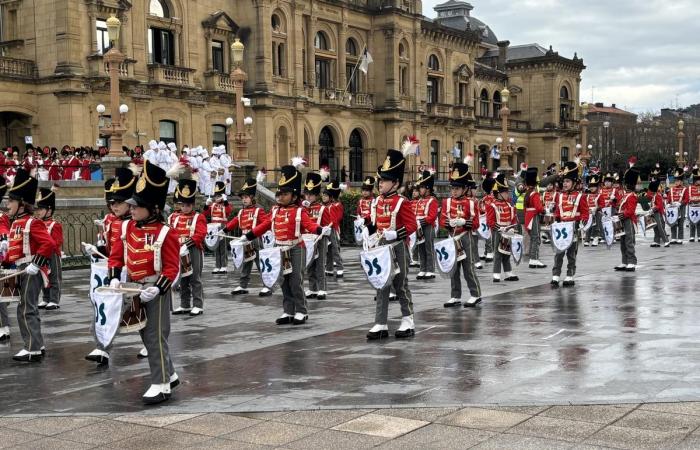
[
  {"x1": 282, "y1": 248, "x2": 293, "y2": 275},
  {"x1": 243, "y1": 243, "x2": 256, "y2": 262},
  {"x1": 507, "y1": 232, "x2": 524, "y2": 265},
  {"x1": 360, "y1": 243, "x2": 400, "y2": 290},
  {"x1": 259, "y1": 246, "x2": 284, "y2": 288},
  {"x1": 205, "y1": 223, "x2": 222, "y2": 250},
  {"x1": 540, "y1": 214, "x2": 555, "y2": 231},
  {"x1": 454, "y1": 235, "x2": 467, "y2": 262},
  {"x1": 353, "y1": 217, "x2": 365, "y2": 245},
  {"x1": 119, "y1": 295, "x2": 147, "y2": 333},
  {"x1": 498, "y1": 233, "x2": 512, "y2": 255},
  {"x1": 435, "y1": 236, "x2": 459, "y2": 276},
  {"x1": 180, "y1": 251, "x2": 193, "y2": 278},
  {"x1": 301, "y1": 234, "x2": 318, "y2": 268},
  {"x1": 612, "y1": 215, "x2": 625, "y2": 238},
  {"x1": 0, "y1": 269, "x2": 22, "y2": 303},
  {"x1": 644, "y1": 212, "x2": 657, "y2": 231},
  {"x1": 415, "y1": 225, "x2": 425, "y2": 245}
]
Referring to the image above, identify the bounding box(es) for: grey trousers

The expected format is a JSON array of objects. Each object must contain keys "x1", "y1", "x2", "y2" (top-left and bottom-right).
[
  {"x1": 586, "y1": 212, "x2": 601, "y2": 241},
  {"x1": 417, "y1": 224, "x2": 435, "y2": 273},
  {"x1": 41, "y1": 254, "x2": 62, "y2": 304},
  {"x1": 281, "y1": 246, "x2": 307, "y2": 315},
  {"x1": 471, "y1": 234, "x2": 479, "y2": 262},
  {"x1": 180, "y1": 248, "x2": 203, "y2": 309},
  {"x1": 17, "y1": 269, "x2": 44, "y2": 352},
  {"x1": 325, "y1": 231, "x2": 344, "y2": 272},
  {"x1": 690, "y1": 218, "x2": 699, "y2": 239},
  {"x1": 620, "y1": 219, "x2": 637, "y2": 265},
  {"x1": 493, "y1": 230, "x2": 512, "y2": 275},
  {"x1": 0, "y1": 302, "x2": 9, "y2": 328},
  {"x1": 450, "y1": 234, "x2": 481, "y2": 298},
  {"x1": 309, "y1": 236, "x2": 327, "y2": 292},
  {"x1": 140, "y1": 291, "x2": 175, "y2": 385},
  {"x1": 552, "y1": 241, "x2": 579, "y2": 277},
  {"x1": 214, "y1": 238, "x2": 228, "y2": 268},
  {"x1": 484, "y1": 231, "x2": 494, "y2": 255},
  {"x1": 653, "y1": 212, "x2": 669, "y2": 244},
  {"x1": 529, "y1": 216, "x2": 541, "y2": 260},
  {"x1": 671, "y1": 205, "x2": 686, "y2": 240},
  {"x1": 375, "y1": 241, "x2": 413, "y2": 324}
]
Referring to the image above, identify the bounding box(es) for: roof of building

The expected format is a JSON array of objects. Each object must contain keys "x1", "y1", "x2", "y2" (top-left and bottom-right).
[
  {"x1": 434, "y1": 0, "x2": 473, "y2": 11},
  {"x1": 588, "y1": 103, "x2": 637, "y2": 117},
  {"x1": 435, "y1": 15, "x2": 498, "y2": 45},
  {"x1": 482, "y1": 43, "x2": 548, "y2": 61}
]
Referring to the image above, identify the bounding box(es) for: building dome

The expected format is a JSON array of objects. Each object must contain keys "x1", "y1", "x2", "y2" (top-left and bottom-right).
[{"x1": 433, "y1": 0, "x2": 498, "y2": 45}]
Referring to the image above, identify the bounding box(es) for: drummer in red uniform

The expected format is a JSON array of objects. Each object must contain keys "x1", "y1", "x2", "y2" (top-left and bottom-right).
[
  {"x1": 204, "y1": 181, "x2": 232, "y2": 274},
  {"x1": 614, "y1": 168, "x2": 640, "y2": 272},
  {"x1": 108, "y1": 160, "x2": 180, "y2": 404},
  {"x1": 523, "y1": 167, "x2": 547, "y2": 268},
  {"x1": 647, "y1": 179, "x2": 669, "y2": 248},
  {"x1": 480, "y1": 175, "x2": 497, "y2": 262},
  {"x1": 541, "y1": 178, "x2": 559, "y2": 244},
  {"x1": 225, "y1": 178, "x2": 272, "y2": 297},
  {"x1": 583, "y1": 174, "x2": 602, "y2": 247},
  {"x1": 356, "y1": 176, "x2": 375, "y2": 219},
  {"x1": 550, "y1": 161, "x2": 589, "y2": 287},
  {"x1": 688, "y1": 169, "x2": 700, "y2": 242},
  {"x1": 35, "y1": 188, "x2": 63, "y2": 310},
  {"x1": 323, "y1": 180, "x2": 345, "y2": 278},
  {"x1": 363, "y1": 148, "x2": 417, "y2": 340},
  {"x1": 667, "y1": 168, "x2": 689, "y2": 245},
  {"x1": 240, "y1": 165, "x2": 330, "y2": 325},
  {"x1": 169, "y1": 179, "x2": 207, "y2": 316},
  {"x1": 441, "y1": 163, "x2": 481, "y2": 307},
  {"x1": 3, "y1": 169, "x2": 54, "y2": 362},
  {"x1": 303, "y1": 172, "x2": 332, "y2": 299},
  {"x1": 414, "y1": 170, "x2": 438, "y2": 280},
  {"x1": 486, "y1": 173, "x2": 519, "y2": 283},
  {"x1": 0, "y1": 177, "x2": 12, "y2": 342}
]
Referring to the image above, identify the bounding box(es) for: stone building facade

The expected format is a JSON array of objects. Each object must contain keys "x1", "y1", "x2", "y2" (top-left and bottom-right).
[{"x1": 0, "y1": 0, "x2": 584, "y2": 181}]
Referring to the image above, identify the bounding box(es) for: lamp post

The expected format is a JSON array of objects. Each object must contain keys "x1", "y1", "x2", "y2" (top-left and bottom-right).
[
  {"x1": 676, "y1": 119, "x2": 686, "y2": 166},
  {"x1": 497, "y1": 87, "x2": 513, "y2": 171},
  {"x1": 579, "y1": 102, "x2": 591, "y2": 163},
  {"x1": 230, "y1": 38, "x2": 252, "y2": 162},
  {"x1": 603, "y1": 120, "x2": 610, "y2": 170},
  {"x1": 100, "y1": 14, "x2": 128, "y2": 158}
]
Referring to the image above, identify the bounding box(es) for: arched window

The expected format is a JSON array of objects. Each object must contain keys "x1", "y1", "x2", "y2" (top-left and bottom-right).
[
  {"x1": 149, "y1": 0, "x2": 169, "y2": 18},
  {"x1": 399, "y1": 42, "x2": 407, "y2": 59},
  {"x1": 314, "y1": 32, "x2": 328, "y2": 50},
  {"x1": 212, "y1": 124, "x2": 227, "y2": 149},
  {"x1": 428, "y1": 54, "x2": 440, "y2": 71},
  {"x1": 399, "y1": 40, "x2": 409, "y2": 95},
  {"x1": 319, "y1": 126, "x2": 336, "y2": 177},
  {"x1": 492, "y1": 90, "x2": 501, "y2": 118},
  {"x1": 277, "y1": 126, "x2": 289, "y2": 165},
  {"x1": 271, "y1": 14, "x2": 282, "y2": 32},
  {"x1": 560, "y1": 86, "x2": 569, "y2": 99},
  {"x1": 560, "y1": 86, "x2": 571, "y2": 123},
  {"x1": 480, "y1": 89, "x2": 490, "y2": 117},
  {"x1": 349, "y1": 129, "x2": 363, "y2": 182},
  {"x1": 159, "y1": 120, "x2": 177, "y2": 145},
  {"x1": 345, "y1": 38, "x2": 357, "y2": 56}
]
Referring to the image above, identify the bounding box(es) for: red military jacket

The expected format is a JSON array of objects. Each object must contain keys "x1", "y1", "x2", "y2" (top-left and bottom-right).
[
  {"x1": 480, "y1": 193, "x2": 495, "y2": 214},
  {"x1": 647, "y1": 191, "x2": 665, "y2": 215},
  {"x1": 204, "y1": 202, "x2": 232, "y2": 224},
  {"x1": 108, "y1": 219, "x2": 180, "y2": 293},
  {"x1": 415, "y1": 195, "x2": 438, "y2": 226},
  {"x1": 305, "y1": 202, "x2": 331, "y2": 227},
  {"x1": 249, "y1": 203, "x2": 321, "y2": 244},
  {"x1": 326, "y1": 200, "x2": 344, "y2": 231},
  {"x1": 369, "y1": 192, "x2": 417, "y2": 240},
  {"x1": 617, "y1": 190, "x2": 638, "y2": 223},
  {"x1": 688, "y1": 185, "x2": 700, "y2": 204},
  {"x1": 43, "y1": 218, "x2": 64, "y2": 255},
  {"x1": 668, "y1": 185, "x2": 689, "y2": 205},
  {"x1": 105, "y1": 214, "x2": 129, "y2": 256},
  {"x1": 169, "y1": 211, "x2": 208, "y2": 250},
  {"x1": 4, "y1": 213, "x2": 53, "y2": 267},
  {"x1": 542, "y1": 190, "x2": 559, "y2": 211},
  {"x1": 225, "y1": 205, "x2": 269, "y2": 233},
  {"x1": 440, "y1": 196, "x2": 478, "y2": 235},
  {"x1": 524, "y1": 190, "x2": 545, "y2": 231},
  {"x1": 0, "y1": 213, "x2": 9, "y2": 236},
  {"x1": 356, "y1": 197, "x2": 374, "y2": 219},
  {"x1": 486, "y1": 198, "x2": 517, "y2": 228},
  {"x1": 599, "y1": 187, "x2": 617, "y2": 208},
  {"x1": 586, "y1": 192, "x2": 601, "y2": 212},
  {"x1": 554, "y1": 191, "x2": 590, "y2": 223}
]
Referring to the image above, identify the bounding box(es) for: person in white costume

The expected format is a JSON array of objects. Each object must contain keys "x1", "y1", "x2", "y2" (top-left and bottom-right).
[{"x1": 218, "y1": 146, "x2": 233, "y2": 195}]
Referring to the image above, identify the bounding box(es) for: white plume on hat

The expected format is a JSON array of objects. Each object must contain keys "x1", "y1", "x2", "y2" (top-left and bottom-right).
[
  {"x1": 463, "y1": 152, "x2": 474, "y2": 165},
  {"x1": 128, "y1": 162, "x2": 142, "y2": 176},
  {"x1": 166, "y1": 161, "x2": 186, "y2": 180},
  {"x1": 256, "y1": 170, "x2": 266, "y2": 183},
  {"x1": 291, "y1": 156, "x2": 307, "y2": 170},
  {"x1": 319, "y1": 166, "x2": 330, "y2": 182},
  {"x1": 148, "y1": 140, "x2": 158, "y2": 150}
]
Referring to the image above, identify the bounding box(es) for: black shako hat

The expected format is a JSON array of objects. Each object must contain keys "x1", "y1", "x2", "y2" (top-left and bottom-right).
[
  {"x1": 278, "y1": 165, "x2": 302, "y2": 194},
  {"x1": 449, "y1": 163, "x2": 470, "y2": 187},
  {"x1": 304, "y1": 172, "x2": 323, "y2": 195},
  {"x1": 126, "y1": 160, "x2": 169, "y2": 210},
  {"x1": 377, "y1": 149, "x2": 406, "y2": 184},
  {"x1": 36, "y1": 187, "x2": 56, "y2": 210},
  {"x1": 238, "y1": 178, "x2": 257, "y2": 197},
  {"x1": 174, "y1": 179, "x2": 197, "y2": 204},
  {"x1": 8, "y1": 169, "x2": 38, "y2": 205}
]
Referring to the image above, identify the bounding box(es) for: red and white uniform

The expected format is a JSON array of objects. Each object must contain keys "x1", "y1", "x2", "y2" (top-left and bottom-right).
[
  {"x1": 305, "y1": 202, "x2": 331, "y2": 227},
  {"x1": 440, "y1": 196, "x2": 478, "y2": 235},
  {"x1": 43, "y1": 218, "x2": 64, "y2": 256},
  {"x1": 554, "y1": 191, "x2": 590, "y2": 223},
  {"x1": 4, "y1": 213, "x2": 54, "y2": 268},
  {"x1": 599, "y1": 187, "x2": 617, "y2": 208},
  {"x1": 62, "y1": 155, "x2": 80, "y2": 180},
  {"x1": 486, "y1": 199, "x2": 518, "y2": 228},
  {"x1": 225, "y1": 205, "x2": 270, "y2": 234},
  {"x1": 524, "y1": 190, "x2": 545, "y2": 231},
  {"x1": 326, "y1": 200, "x2": 344, "y2": 232},
  {"x1": 249, "y1": 203, "x2": 321, "y2": 245},
  {"x1": 689, "y1": 185, "x2": 700, "y2": 205},
  {"x1": 371, "y1": 192, "x2": 417, "y2": 239},
  {"x1": 356, "y1": 197, "x2": 374, "y2": 219},
  {"x1": 169, "y1": 211, "x2": 207, "y2": 249},
  {"x1": 647, "y1": 191, "x2": 665, "y2": 215},
  {"x1": 542, "y1": 190, "x2": 559, "y2": 213},
  {"x1": 668, "y1": 185, "x2": 690, "y2": 205},
  {"x1": 617, "y1": 190, "x2": 638, "y2": 224},
  {"x1": 415, "y1": 195, "x2": 438, "y2": 226},
  {"x1": 204, "y1": 202, "x2": 232, "y2": 224}
]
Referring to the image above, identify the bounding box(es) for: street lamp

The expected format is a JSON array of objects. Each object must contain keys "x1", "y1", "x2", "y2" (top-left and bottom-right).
[
  {"x1": 579, "y1": 102, "x2": 591, "y2": 163},
  {"x1": 230, "y1": 38, "x2": 251, "y2": 162},
  {"x1": 497, "y1": 87, "x2": 512, "y2": 171},
  {"x1": 677, "y1": 119, "x2": 686, "y2": 166},
  {"x1": 99, "y1": 14, "x2": 129, "y2": 158}
]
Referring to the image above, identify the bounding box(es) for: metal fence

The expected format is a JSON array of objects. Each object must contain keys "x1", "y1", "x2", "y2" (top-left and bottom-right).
[{"x1": 53, "y1": 210, "x2": 106, "y2": 269}]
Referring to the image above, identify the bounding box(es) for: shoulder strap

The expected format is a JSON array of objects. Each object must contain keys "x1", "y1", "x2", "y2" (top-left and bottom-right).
[
  {"x1": 121, "y1": 219, "x2": 130, "y2": 264},
  {"x1": 253, "y1": 207, "x2": 260, "y2": 228},
  {"x1": 390, "y1": 197, "x2": 404, "y2": 230},
  {"x1": 446, "y1": 198, "x2": 452, "y2": 218},
  {"x1": 370, "y1": 197, "x2": 378, "y2": 225},
  {"x1": 190, "y1": 213, "x2": 200, "y2": 237},
  {"x1": 23, "y1": 218, "x2": 33, "y2": 257},
  {"x1": 317, "y1": 205, "x2": 326, "y2": 225},
  {"x1": 295, "y1": 207, "x2": 302, "y2": 237},
  {"x1": 152, "y1": 225, "x2": 170, "y2": 273}
]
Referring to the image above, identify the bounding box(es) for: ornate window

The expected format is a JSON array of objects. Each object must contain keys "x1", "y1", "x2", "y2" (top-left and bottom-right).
[
  {"x1": 149, "y1": 0, "x2": 169, "y2": 18},
  {"x1": 349, "y1": 129, "x2": 363, "y2": 182},
  {"x1": 345, "y1": 38, "x2": 360, "y2": 93},
  {"x1": 212, "y1": 124, "x2": 227, "y2": 149},
  {"x1": 492, "y1": 90, "x2": 501, "y2": 118},
  {"x1": 96, "y1": 19, "x2": 110, "y2": 55},
  {"x1": 346, "y1": 38, "x2": 358, "y2": 56},
  {"x1": 428, "y1": 54, "x2": 440, "y2": 71},
  {"x1": 399, "y1": 40, "x2": 410, "y2": 96},
  {"x1": 480, "y1": 89, "x2": 490, "y2": 117},
  {"x1": 560, "y1": 86, "x2": 570, "y2": 124},
  {"x1": 319, "y1": 127, "x2": 336, "y2": 176},
  {"x1": 212, "y1": 40, "x2": 224, "y2": 72},
  {"x1": 159, "y1": 120, "x2": 177, "y2": 145},
  {"x1": 272, "y1": 11, "x2": 287, "y2": 78},
  {"x1": 314, "y1": 30, "x2": 335, "y2": 88},
  {"x1": 315, "y1": 31, "x2": 329, "y2": 50}
]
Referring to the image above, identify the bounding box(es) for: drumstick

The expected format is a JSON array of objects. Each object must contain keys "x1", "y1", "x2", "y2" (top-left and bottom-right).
[
  {"x1": 95, "y1": 286, "x2": 145, "y2": 295},
  {"x1": 0, "y1": 269, "x2": 26, "y2": 283},
  {"x1": 81, "y1": 242, "x2": 108, "y2": 259}
]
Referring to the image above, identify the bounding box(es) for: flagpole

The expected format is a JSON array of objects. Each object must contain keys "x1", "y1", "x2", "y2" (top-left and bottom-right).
[{"x1": 342, "y1": 46, "x2": 366, "y2": 98}]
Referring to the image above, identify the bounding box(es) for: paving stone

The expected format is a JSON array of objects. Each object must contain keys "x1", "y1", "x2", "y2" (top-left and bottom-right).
[
  {"x1": 52, "y1": 420, "x2": 152, "y2": 446},
  {"x1": 0, "y1": 428, "x2": 45, "y2": 449},
  {"x1": 471, "y1": 432, "x2": 575, "y2": 449},
  {"x1": 378, "y1": 407, "x2": 460, "y2": 422},
  {"x1": 488, "y1": 405, "x2": 551, "y2": 415},
  {"x1": 437, "y1": 407, "x2": 532, "y2": 432},
  {"x1": 584, "y1": 425, "x2": 689, "y2": 449},
  {"x1": 184, "y1": 439, "x2": 273, "y2": 450},
  {"x1": 331, "y1": 413, "x2": 428, "y2": 438},
  {"x1": 113, "y1": 413, "x2": 203, "y2": 428},
  {"x1": 376, "y1": 423, "x2": 495, "y2": 449},
  {"x1": 541, "y1": 405, "x2": 636, "y2": 425},
  {"x1": 4, "y1": 416, "x2": 104, "y2": 436},
  {"x1": 673, "y1": 434, "x2": 700, "y2": 450},
  {"x1": 0, "y1": 417, "x2": 33, "y2": 427},
  {"x1": 271, "y1": 409, "x2": 373, "y2": 428},
  {"x1": 108, "y1": 428, "x2": 212, "y2": 449},
  {"x1": 509, "y1": 416, "x2": 604, "y2": 443},
  {"x1": 222, "y1": 421, "x2": 320, "y2": 446},
  {"x1": 286, "y1": 429, "x2": 387, "y2": 449},
  {"x1": 231, "y1": 411, "x2": 291, "y2": 420},
  {"x1": 165, "y1": 413, "x2": 261, "y2": 436},
  {"x1": 8, "y1": 436, "x2": 95, "y2": 450},
  {"x1": 639, "y1": 402, "x2": 700, "y2": 417},
  {"x1": 613, "y1": 409, "x2": 700, "y2": 432}
]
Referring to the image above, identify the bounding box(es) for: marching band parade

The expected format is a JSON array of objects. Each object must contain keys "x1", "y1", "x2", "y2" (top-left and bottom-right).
[{"x1": 0, "y1": 138, "x2": 699, "y2": 406}]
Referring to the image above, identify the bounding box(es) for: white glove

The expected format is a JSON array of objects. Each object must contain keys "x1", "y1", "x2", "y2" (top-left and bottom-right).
[
  {"x1": 383, "y1": 230, "x2": 398, "y2": 241},
  {"x1": 139, "y1": 286, "x2": 160, "y2": 302},
  {"x1": 0, "y1": 240, "x2": 8, "y2": 254},
  {"x1": 449, "y1": 218, "x2": 467, "y2": 227},
  {"x1": 83, "y1": 243, "x2": 98, "y2": 255},
  {"x1": 179, "y1": 244, "x2": 189, "y2": 257},
  {"x1": 93, "y1": 219, "x2": 104, "y2": 227},
  {"x1": 237, "y1": 234, "x2": 249, "y2": 244},
  {"x1": 302, "y1": 200, "x2": 311, "y2": 208},
  {"x1": 110, "y1": 278, "x2": 120, "y2": 288},
  {"x1": 321, "y1": 226, "x2": 332, "y2": 237},
  {"x1": 25, "y1": 263, "x2": 40, "y2": 275},
  {"x1": 221, "y1": 194, "x2": 227, "y2": 201},
  {"x1": 96, "y1": 237, "x2": 106, "y2": 247},
  {"x1": 206, "y1": 198, "x2": 213, "y2": 206}
]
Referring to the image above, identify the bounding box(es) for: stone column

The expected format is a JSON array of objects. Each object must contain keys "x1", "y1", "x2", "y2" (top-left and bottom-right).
[
  {"x1": 338, "y1": 23, "x2": 347, "y2": 91},
  {"x1": 305, "y1": 15, "x2": 315, "y2": 88}
]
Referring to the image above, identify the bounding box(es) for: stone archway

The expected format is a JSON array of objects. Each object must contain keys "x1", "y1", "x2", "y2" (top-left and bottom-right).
[{"x1": 0, "y1": 111, "x2": 32, "y2": 148}]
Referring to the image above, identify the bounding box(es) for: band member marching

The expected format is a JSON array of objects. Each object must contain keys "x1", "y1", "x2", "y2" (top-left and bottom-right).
[
  {"x1": 442, "y1": 163, "x2": 482, "y2": 307},
  {"x1": 687, "y1": 169, "x2": 700, "y2": 242},
  {"x1": 583, "y1": 174, "x2": 602, "y2": 247},
  {"x1": 84, "y1": 167, "x2": 138, "y2": 365},
  {"x1": 646, "y1": 179, "x2": 670, "y2": 248},
  {"x1": 541, "y1": 179, "x2": 559, "y2": 244},
  {"x1": 523, "y1": 167, "x2": 547, "y2": 268},
  {"x1": 667, "y1": 168, "x2": 688, "y2": 245},
  {"x1": 550, "y1": 162, "x2": 589, "y2": 287},
  {"x1": 480, "y1": 176, "x2": 496, "y2": 262},
  {"x1": 169, "y1": 179, "x2": 207, "y2": 316},
  {"x1": 3, "y1": 169, "x2": 54, "y2": 361},
  {"x1": 240, "y1": 165, "x2": 331, "y2": 325},
  {"x1": 487, "y1": 174, "x2": 519, "y2": 283},
  {"x1": 303, "y1": 172, "x2": 332, "y2": 300},
  {"x1": 204, "y1": 181, "x2": 232, "y2": 273},
  {"x1": 36, "y1": 187, "x2": 63, "y2": 310},
  {"x1": 225, "y1": 178, "x2": 272, "y2": 297},
  {"x1": 0, "y1": 177, "x2": 12, "y2": 342},
  {"x1": 108, "y1": 160, "x2": 180, "y2": 404},
  {"x1": 323, "y1": 180, "x2": 345, "y2": 278},
  {"x1": 414, "y1": 170, "x2": 437, "y2": 280},
  {"x1": 364, "y1": 149, "x2": 417, "y2": 340},
  {"x1": 356, "y1": 176, "x2": 375, "y2": 219},
  {"x1": 467, "y1": 177, "x2": 481, "y2": 269},
  {"x1": 614, "y1": 168, "x2": 639, "y2": 272}
]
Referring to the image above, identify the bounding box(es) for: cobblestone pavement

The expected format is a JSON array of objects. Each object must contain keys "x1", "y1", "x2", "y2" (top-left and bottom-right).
[{"x1": 0, "y1": 233, "x2": 698, "y2": 448}]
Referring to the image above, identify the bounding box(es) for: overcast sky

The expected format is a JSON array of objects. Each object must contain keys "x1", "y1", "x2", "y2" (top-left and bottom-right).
[{"x1": 422, "y1": 0, "x2": 699, "y2": 114}]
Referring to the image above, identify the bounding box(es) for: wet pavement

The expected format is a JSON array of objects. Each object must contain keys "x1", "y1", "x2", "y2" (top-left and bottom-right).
[{"x1": 0, "y1": 234, "x2": 699, "y2": 416}]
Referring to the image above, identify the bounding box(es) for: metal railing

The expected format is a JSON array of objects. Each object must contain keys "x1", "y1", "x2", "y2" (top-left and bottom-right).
[{"x1": 53, "y1": 210, "x2": 106, "y2": 269}]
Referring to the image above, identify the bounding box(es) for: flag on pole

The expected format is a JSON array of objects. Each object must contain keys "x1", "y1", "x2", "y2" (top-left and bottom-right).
[{"x1": 358, "y1": 49, "x2": 373, "y2": 74}]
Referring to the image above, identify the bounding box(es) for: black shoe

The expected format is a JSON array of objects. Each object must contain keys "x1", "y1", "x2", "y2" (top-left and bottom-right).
[
  {"x1": 45, "y1": 304, "x2": 60, "y2": 311},
  {"x1": 480, "y1": 255, "x2": 486, "y2": 261},
  {"x1": 366, "y1": 330, "x2": 389, "y2": 340},
  {"x1": 485, "y1": 258, "x2": 494, "y2": 263},
  {"x1": 258, "y1": 289, "x2": 272, "y2": 297},
  {"x1": 550, "y1": 279, "x2": 560, "y2": 287},
  {"x1": 172, "y1": 308, "x2": 190, "y2": 315},
  {"x1": 443, "y1": 300, "x2": 461, "y2": 307},
  {"x1": 423, "y1": 274, "x2": 436, "y2": 280},
  {"x1": 276, "y1": 316, "x2": 293, "y2": 325},
  {"x1": 625, "y1": 266, "x2": 636, "y2": 272},
  {"x1": 292, "y1": 315, "x2": 308, "y2": 325},
  {"x1": 12, "y1": 352, "x2": 42, "y2": 362},
  {"x1": 614, "y1": 266, "x2": 626, "y2": 271},
  {"x1": 325, "y1": 271, "x2": 334, "y2": 276},
  {"x1": 170, "y1": 378, "x2": 180, "y2": 389},
  {"x1": 85, "y1": 354, "x2": 109, "y2": 366},
  {"x1": 562, "y1": 279, "x2": 575, "y2": 287},
  {"x1": 505, "y1": 276, "x2": 519, "y2": 282},
  {"x1": 316, "y1": 293, "x2": 327, "y2": 300},
  {"x1": 142, "y1": 392, "x2": 170, "y2": 405},
  {"x1": 305, "y1": 292, "x2": 317, "y2": 299},
  {"x1": 189, "y1": 308, "x2": 203, "y2": 316},
  {"x1": 529, "y1": 264, "x2": 548, "y2": 269},
  {"x1": 416, "y1": 274, "x2": 425, "y2": 280},
  {"x1": 230, "y1": 288, "x2": 249, "y2": 295},
  {"x1": 0, "y1": 334, "x2": 9, "y2": 342},
  {"x1": 650, "y1": 243, "x2": 660, "y2": 248},
  {"x1": 335, "y1": 273, "x2": 344, "y2": 278},
  {"x1": 492, "y1": 278, "x2": 501, "y2": 283},
  {"x1": 389, "y1": 295, "x2": 398, "y2": 302},
  {"x1": 395, "y1": 328, "x2": 415, "y2": 339},
  {"x1": 463, "y1": 298, "x2": 482, "y2": 308}
]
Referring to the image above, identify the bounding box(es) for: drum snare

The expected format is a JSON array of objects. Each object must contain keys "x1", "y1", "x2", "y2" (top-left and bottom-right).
[{"x1": 0, "y1": 269, "x2": 22, "y2": 303}]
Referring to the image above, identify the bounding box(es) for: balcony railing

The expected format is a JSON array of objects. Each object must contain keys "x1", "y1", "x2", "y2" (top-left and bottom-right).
[
  {"x1": 86, "y1": 55, "x2": 133, "y2": 78},
  {"x1": 148, "y1": 64, "x2": 195, "y2": 88},
  {"x1": 304, "y1": 87, "x2": 374, "y2": 108},
  {"x1": 204, "y1": 71, "x2": 235, "y2": 92},
  {"x1": 0, "y1": 56, "x2": 37, "y2": 79},
  {"x1": 476, "y1": 116, "x2": 531, "y2": 131},
  {"x1": 453, "y1": 105, "x2": 474, "y2": 120},
  {"x1": 426, "y1": 103, "x2": 452, "y2": 117}
]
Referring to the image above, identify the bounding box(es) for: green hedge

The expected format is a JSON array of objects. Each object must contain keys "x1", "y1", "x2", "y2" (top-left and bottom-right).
[{"x1": 339, "y1": 191, "x2": 361, "y2": 245}]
